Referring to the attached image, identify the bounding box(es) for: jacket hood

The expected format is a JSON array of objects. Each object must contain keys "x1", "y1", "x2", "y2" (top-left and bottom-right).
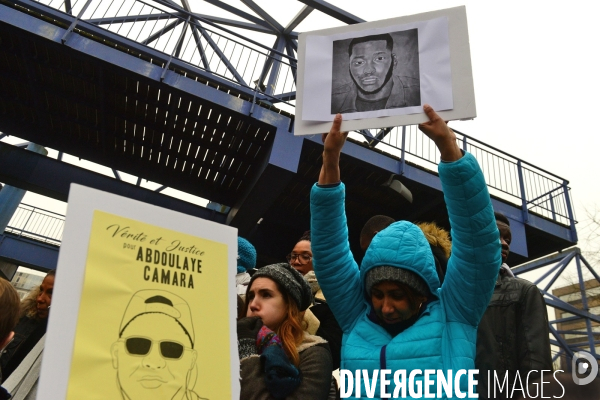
[{"x1": 360, "y1": 221, "x2": 440, "y2": 299}]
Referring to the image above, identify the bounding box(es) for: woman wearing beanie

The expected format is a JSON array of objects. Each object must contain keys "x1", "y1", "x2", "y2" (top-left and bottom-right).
[
  {"x1": 310, "y1": 107, "x2": 500, "y2": 399},
  {"x1": 238, "y1": 263, "x2": 336, "y2": 399}
]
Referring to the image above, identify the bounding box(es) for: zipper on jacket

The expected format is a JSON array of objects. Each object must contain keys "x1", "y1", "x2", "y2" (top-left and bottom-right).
[{"x1": 379, "y1": 344, "x2": 387, "y2": 370}]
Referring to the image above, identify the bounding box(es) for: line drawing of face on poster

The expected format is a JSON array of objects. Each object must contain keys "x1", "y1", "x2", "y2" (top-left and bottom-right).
[
  {"x1": 111, "y1": 290, "x2": 208, "y2": 400},
  {"x1": 331, "y1": 30, "x2": 420, "y2": 114}
]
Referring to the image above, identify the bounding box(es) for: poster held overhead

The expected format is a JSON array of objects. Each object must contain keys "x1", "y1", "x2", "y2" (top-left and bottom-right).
[
  {"x1": 295, "y1": 6, "x2": 475, "y2": 136},
  {"x1": 37, "y1": 184, "x2": 239, "y2": 400}
]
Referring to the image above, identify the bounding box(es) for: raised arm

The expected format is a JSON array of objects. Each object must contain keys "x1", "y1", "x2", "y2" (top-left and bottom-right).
[
  {"x1": 319, "y1": 113, "x2": 348, "y2": 185},
  {"x1": 311, "y1": 114, "x2": 365, "y2": 332},
  {"x1": 419, "y1": 105, "x2": 500, "y2": 326},
  {"x1": 417, "y1": 104, "x2": 462, "y2": 162}
]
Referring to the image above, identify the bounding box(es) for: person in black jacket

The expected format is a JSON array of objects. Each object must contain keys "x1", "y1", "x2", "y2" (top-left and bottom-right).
[
  {"x1": 1, "y1": 270, "x2": 54, "y2": 383},
  {"x1": 476, "y1": 212, "x2": 553, "y2": 399}
]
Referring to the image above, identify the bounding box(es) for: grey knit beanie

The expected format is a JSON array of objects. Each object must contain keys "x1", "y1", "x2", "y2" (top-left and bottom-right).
[
  {"x1": 365, "y1": 266, "x2": 430, "y2": 297},
  {"x1": 249, "y1": 263, "x2": 312, "y2": 311}
]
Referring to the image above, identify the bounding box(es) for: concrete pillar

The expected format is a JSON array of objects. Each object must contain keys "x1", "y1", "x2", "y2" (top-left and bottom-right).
[{"x1": 0, "y1": 143, "x2": 48, "y2": 233}]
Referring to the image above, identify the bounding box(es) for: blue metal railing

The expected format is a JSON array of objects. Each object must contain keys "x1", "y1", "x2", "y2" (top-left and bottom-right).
[
  {"x1": 353, "y1": 125, "x2": 576, "y2": 230},
  {"x1": 9, "y1": 0, "x2": 577, "y2": 234},
  {"x1": 5, "y1": 204, "x2": 65, "y2": 245},
  {"x1": 24, "y1": 0, "x2": 298, "y2": 106}
]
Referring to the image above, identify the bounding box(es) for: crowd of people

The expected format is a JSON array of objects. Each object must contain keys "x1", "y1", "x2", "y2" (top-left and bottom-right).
[
  {"x1": 0, "y1": 106, "x2": 585, "y2": 399},
  {"x1": 233, "y1": 106, "x2": 562, "y2": 399}
]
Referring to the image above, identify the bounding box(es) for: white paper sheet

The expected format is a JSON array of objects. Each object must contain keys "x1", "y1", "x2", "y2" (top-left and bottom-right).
[{"x1": 295, "y1": 6, "x2": 476, "y2": 136}]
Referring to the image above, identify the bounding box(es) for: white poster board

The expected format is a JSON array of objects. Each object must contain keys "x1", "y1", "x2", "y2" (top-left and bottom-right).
[
  {"x1": 295, "y1": 6, "x2": 475, "y2": 136},
  {"x1": 37, "y1": 184, "x2": 239, "y2": 400}
]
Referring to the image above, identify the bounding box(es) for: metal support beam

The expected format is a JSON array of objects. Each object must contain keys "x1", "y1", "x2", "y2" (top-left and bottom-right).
[
  {"x1": 196, "y1": 24, "x2": 247, "y2": 85},
  {"x1": 87, "y1": 13, "x2": 173, "y2": 25},
  {"x1": 60, "y1": 0, "x2": 93, "y2": 44},
  {"x1": 540, "y1": 255, "x2": 572, "y2": 292},
  {"x1": 284, "y1": 37, "x2": 297, "y2": 83},
  {"x1": 0, "y1": 142, "x2": 226, "y2": 224},
  {"x1": 200, "y1": 0, "x2": 273, "y2": 29},
  {"x1": 161, "y1": 16, "x2": 191, "y2": 81},
  {"x1": 516, "y1": 160, "x2": 529, "y2": 223},
  {"x1": 0, "y1": 233, "x2": 59, "y2": 271},
  {"x1": 296, "y1": 0, "x2": 365, "y2": 24},
  {"x1": 241, "y1": 0, "x2": 284, "y2": 32},
  {"x1": 284, "y1": 5, "x2": 314, "y2": 34},
  {"x1": 141, "y1": 18, "x2": 183, "y2": 46},
  {"x1": 265, "y1": 35, "x2": 286, "y2": 96},
  {"x1": 563, "y1": 181, "x2": 578, "y2": 242},
  {"x1": 543, "y1": 294, "x2": 600, "y2": 324},
  {"x1": 189, "y1": 24, "x2": 211, "y2": 71},
  {"x1": 512, "y1": 248, "x2": 580, "y2": 275}
]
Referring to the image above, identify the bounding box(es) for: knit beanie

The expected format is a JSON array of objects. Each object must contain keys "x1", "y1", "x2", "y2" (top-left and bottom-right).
[
  {"x1": 249, "y1": 263, "x2": 312, "y2": 311},
  {"x1": 238, "y1": 237, "x2": 257, "y2": 274},
  {"x1": 365, "y1": 266, "x2": 430, "y2": 297}
]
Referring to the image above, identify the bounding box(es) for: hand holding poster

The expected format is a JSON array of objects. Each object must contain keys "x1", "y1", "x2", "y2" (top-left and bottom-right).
[
  {"x1": 295, "y1": 6, "x2": 475, "y2": 136},
  {"x1": 37, "y1": 185, "x2": 239, "y2": 400}
]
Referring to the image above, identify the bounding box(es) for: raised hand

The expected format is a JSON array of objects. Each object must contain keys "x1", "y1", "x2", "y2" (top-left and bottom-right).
[
  {"x1": 418, "y1": 104, "x2": 462, "y2": 162},
  {"x1": 321, "y1": 114, "x2": 348, "y2": 156},
  {"x1": 319, "y1": 114, "x2": 348, "y2": 185}
]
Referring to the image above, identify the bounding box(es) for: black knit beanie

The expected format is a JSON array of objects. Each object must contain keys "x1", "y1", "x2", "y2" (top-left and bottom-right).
[
  {"x1": 365, "y1": 266, "x2": 430, "y2": 297},
  {"x1": 249, "y1": 263, "x2": 312, "y2": 311}
]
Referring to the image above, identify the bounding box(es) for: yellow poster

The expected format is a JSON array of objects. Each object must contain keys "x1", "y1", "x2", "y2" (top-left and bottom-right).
[{"x1": 66, "y1": 210, "x2": 230, "y2": 400}]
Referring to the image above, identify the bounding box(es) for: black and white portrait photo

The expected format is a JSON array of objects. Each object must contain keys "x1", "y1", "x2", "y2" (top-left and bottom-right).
[
  {"x1": 296, "y1": 8, "x2": 473, "y2": 136},
  {"x1": 331, "y1": 30, "x2": 420, "y2": 114}
]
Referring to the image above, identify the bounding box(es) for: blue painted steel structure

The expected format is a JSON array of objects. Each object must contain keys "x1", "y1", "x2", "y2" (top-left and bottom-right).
[
  {"x1": 0, "y1": 0, "x2": 592, "y2": 358},
  {"x1": 513, "y1": 248, "x2": 600, "y2": 369},
  {"x1": 0, "y1": 232, "x2": 59, "y2": 271}
]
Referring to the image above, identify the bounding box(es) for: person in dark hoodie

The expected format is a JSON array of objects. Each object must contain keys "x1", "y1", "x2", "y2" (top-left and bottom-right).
[{"x1": 311, "y1": 106, "x2": 500, "y2": 398}]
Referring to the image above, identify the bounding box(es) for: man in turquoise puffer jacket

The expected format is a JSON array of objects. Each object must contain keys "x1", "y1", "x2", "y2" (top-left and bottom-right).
[{"x1": 310, "y1": 105, "x2": 500, "y2": 399}]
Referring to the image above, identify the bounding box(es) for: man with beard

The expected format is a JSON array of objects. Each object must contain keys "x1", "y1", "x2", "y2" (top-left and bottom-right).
[{"x1": 331, "y1": 33, "x2": 420, "y2": 113}]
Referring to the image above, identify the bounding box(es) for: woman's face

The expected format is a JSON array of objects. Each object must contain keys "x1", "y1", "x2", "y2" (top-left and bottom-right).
[
  {"x1": 370, "y1": 281, "x2": 425, "y2": 325},
  {"x1": 288, "y1": 240, "x2": 313, "y2": 276},
  {"x1": 246, "y1": 278, "x2": 287, "y2": 331},
  {"x1": 36, "y1": 274, "x2": 54, "y2": 319}
]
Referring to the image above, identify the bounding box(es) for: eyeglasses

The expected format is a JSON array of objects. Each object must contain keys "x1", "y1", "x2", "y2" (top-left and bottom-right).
[
  {"x1": 286, "y1": 253, "x2": 312, "y2": 264},
  {"x1": 124, "y1": 337, "x2": 186, "y2": 359}
]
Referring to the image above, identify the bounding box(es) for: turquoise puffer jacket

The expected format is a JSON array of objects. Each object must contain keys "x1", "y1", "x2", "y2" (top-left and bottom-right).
[{"x1": 310, "y1": 153, "x2": 500, "y2": 399}]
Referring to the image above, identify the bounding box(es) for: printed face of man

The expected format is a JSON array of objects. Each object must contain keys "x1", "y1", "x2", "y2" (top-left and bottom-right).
[
  {"x1": 112, "y1": 313, "x2": 196, "y2": 400},
  {"x1": 349, "y1": 40, "x2": 394, "y2": 95}
]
